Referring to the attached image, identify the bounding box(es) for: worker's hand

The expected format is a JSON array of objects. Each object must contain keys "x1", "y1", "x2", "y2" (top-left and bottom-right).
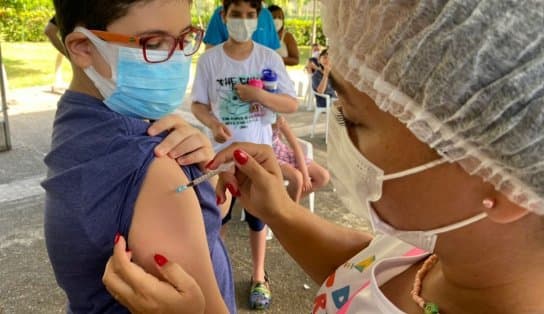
[
  {"x1": 148, "y1": 114, "x2": 214, "y2": 170},
  {"x1": 103, "y1": 234, "x2": 205, "y2": 314},
  {"x1": 209, "y1": 143, "x2": 294, "y2": 222}
]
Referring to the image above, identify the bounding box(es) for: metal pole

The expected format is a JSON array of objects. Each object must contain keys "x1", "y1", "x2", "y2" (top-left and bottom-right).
[
  {"x1": 310, "y1": 0, "x2": 317, "y2": 44},
  {"x1": 0, "y1": 42, "x2": 12, "y2": 152}
]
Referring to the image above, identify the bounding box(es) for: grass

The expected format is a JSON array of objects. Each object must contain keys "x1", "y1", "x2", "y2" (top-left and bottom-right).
[
  {"x1": 2, "y1": 42, "x2": 73, "y2": 89},
  {"x1": 1, "y1": 42, "x2": 311, "y2": 89}
]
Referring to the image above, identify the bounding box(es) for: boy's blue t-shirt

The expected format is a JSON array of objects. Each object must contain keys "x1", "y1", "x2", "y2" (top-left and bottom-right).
[
  {"x1": 203, "y1": 6, "x2": 280, "y2": 50},
  {"x1": 41, "y1": 91, "x2": 235, "y2": 314}
]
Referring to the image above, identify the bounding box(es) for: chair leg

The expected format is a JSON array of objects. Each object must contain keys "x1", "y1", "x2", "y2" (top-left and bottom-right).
[
  {"x1": 311, "y1": 108, "x2": 320, "y2": 138},
  {"x1": 309, "y1": 192, "x2": 315, "y2": 213},
  {"x1": 325, "y1": 105, "x2": 330, "y2": 144}
]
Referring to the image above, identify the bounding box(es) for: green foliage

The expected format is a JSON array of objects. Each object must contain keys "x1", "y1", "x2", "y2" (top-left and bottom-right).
[
  {"x1": 0, "y1": 0, "x2": 53, "y2": 10},
  {"x1": 285, "y1": 18, "x2": 325, "y2": 46},
  {"x1": 191, "y1": 14, "x2": 212, "y2": 30},
  {"x1": 0, "y1": 0, "x2": 54, "y2": 41}
]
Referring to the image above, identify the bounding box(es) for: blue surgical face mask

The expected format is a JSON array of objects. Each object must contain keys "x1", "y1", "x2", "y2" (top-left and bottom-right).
[{"x1": 76, "y1": 27, "x2": 191, "y2": 120}]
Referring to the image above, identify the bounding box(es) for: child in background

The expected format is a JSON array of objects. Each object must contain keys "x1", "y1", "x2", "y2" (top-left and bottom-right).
[
  {"x1": 272, "y1": 115, "x2": 329, "y2": 203},
  {"x1": 191, "y1": 0, "x2": 298, "y2": 309}
]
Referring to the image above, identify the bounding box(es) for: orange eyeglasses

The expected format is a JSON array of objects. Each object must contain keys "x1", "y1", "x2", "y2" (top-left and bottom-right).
[{"x1": 91, "y1": 26, "x2": 204, "y2": 63}]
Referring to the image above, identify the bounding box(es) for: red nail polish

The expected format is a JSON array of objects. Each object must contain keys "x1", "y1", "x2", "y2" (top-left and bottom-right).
[
  {"x1": 114, "y1": 232, "x2": 120, "y2": 244},
  {"x1": 154, "y1": 254, "x2": 168, "y2": 267},
  {"x1": 205, "y1": 159, "x2": 215, "y2": 169},
  {"x1": 233, "y1": 149, "x2": 248, "y2": 165},
  {"x1": 226, "y1": 183, "x2": 241, "y2": 197}
]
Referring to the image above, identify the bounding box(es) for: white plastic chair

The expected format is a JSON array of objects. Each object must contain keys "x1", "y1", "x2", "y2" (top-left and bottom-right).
[
  {"x1": 262, "y1": 138, "x2": 316, "y2": 240},
  {"x1": 296, "y1": 138, "x2": 316, "y2": 213},
  {"x1": 310, "y1": 91, "x2": 331, "y2": 144},
  {"x1": 303, "y1": 73, "x2": 315, "y2": 111}
]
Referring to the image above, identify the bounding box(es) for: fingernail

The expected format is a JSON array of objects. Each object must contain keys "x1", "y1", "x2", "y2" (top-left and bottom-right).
[
  {"x1": 233, "y1": 149, "x2": 248, "y2": 165},
  {"x1": 114, "y1": 232, "x2": 120, "y2": 244},
  {"x1": 226, "y1": 183, "x2": 241, "y2": 197},
  {"x1": 154, "y1": 254, "x2": 168, "y2": 267},
  {"x1": 205, "y1": 159, "x2": 215, "y2": 169},
  {"x1": 148, "y1": 127, "x2": 156, "y2": 135}
]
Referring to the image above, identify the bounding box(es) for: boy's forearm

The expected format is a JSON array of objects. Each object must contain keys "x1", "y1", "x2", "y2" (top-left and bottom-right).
[
  {"x1": 257, "y1": 93, "x2": 298, "y2": 113},
  {"x1": 191, "y1": 102, "x2": 221, "y2": 129}
]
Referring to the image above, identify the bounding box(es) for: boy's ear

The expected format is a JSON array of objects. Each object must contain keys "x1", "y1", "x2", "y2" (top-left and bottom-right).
[{"x1": 64, "y1": 31, "x2": 94, "y2": 68}]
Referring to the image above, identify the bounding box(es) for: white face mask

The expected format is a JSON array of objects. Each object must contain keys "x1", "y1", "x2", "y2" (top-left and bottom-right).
[
  {"x1": 327, "y1": 106, "x2": 487, "y2": 252},
  {"x1": 274, "y1": 19, "x2": 283, "y2": 32},
  {"x1": 226, "y1": 18, "x2": 258, "y2": 43}
]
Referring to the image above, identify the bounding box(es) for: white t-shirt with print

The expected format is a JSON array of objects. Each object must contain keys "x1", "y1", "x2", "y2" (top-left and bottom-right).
[
  {"x1": 313, "y1": 234, "x2": 429, "y2": 314},
  {"x1": 192, "y1": 42, "x2": 296, "y2": 152}
]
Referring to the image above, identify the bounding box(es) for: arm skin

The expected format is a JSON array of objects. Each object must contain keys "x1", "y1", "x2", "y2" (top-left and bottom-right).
[
  {"x1": 128, "y1": 157, "x2": 229, "y2": 314},
  {"x1": 190, "y1": 101, "x2": 232, "y2": 144},
  {"x1": 235, "y1": 85, "x2": 298, "y2": 113},
  {"x1": 277, "y1": 116, "x2": 309, "y2": 180},
  {"x1": 191, "y1": 101, "x2": 223, "y2": 130},
  {"x1": 268, "y1": 202, "x2": 372, "y2": 284},
  {"x1": 212, "y1": 143, "x2": 373, "y2": 284},
  {"x1": 316, "y1": 67, "x2": 331, "y2": 94},
  {"x1": 257, "y1": 90, "x2": 298, "y2": 113},
  {"x1": 44, "y1": 22, "x2": 66, "y2": 56},
  {"x1": 282, "y1": 32, "x2": 300, "y2": 66}
]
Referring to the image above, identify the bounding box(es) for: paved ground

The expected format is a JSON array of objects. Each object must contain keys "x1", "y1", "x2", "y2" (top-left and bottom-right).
[{"x1": 0, "y1": 84, "x2": 369, "y2": 314}]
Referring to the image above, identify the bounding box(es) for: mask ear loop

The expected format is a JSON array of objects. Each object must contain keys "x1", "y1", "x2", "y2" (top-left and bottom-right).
[
  {"x1": 74, "y1": 26, "x2": 119, "y2": 81},
  {"x1": 379, "y1": 158, "x2": 448, "y2": 181}
]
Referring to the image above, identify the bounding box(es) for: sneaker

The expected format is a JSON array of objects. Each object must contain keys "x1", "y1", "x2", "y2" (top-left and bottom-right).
[{"x1": 249, "y1": 273, "x2": 271, "y2": 310}]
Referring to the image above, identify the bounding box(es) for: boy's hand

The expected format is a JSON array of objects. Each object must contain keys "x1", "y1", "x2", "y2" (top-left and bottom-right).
[
  {"x1": 103, "y1": 235, "x2": 205, "y2": 314},
  {"x1": 148, "y1": 114, "x2": 214, "y2": 169},
  {"x1": 211, "y1": 121, "x2": 232, "y2": 144},
  {"x1": 234, "y1": 84, "x2": 263, "y2": 103}
]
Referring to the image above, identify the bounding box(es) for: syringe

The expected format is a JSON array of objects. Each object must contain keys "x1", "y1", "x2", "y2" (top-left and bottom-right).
[{"x1": 175, "y1": 161, "x2": 235, "y2": 193}]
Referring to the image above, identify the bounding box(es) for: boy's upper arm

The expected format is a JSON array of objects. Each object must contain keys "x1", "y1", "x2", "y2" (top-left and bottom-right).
[
  {"x1": 128, "y1": 157, "x2": 221, "y2": 297},
  {"x1": 272, "y1": 52, "x2": 297, "y2": 98}
]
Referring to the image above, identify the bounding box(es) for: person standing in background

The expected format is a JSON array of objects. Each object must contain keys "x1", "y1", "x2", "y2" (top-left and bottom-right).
[
  {"x1": 44, "y1": 16, "x2": 66, "y2": 93},
  {"x1": 203, "y1": 0, "x2": 279, "y2": 50},
  {"x1": 191, "y1": 1, "x2": 297, "y2": 309},
  {"x1": 268, "y1": 5, "x2": 299, "y2": 66}
]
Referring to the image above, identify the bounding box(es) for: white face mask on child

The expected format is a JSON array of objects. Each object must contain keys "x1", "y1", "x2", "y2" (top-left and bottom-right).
[
  {"x1": 226, "y1": 18, "x2": 258, "y2": 43},
  {"x1": 327, "y1": 106, "x2": 487, "y2": 252},
  {"x1": 274, "y1": 19, "x2": 283, "y2": 31}
]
